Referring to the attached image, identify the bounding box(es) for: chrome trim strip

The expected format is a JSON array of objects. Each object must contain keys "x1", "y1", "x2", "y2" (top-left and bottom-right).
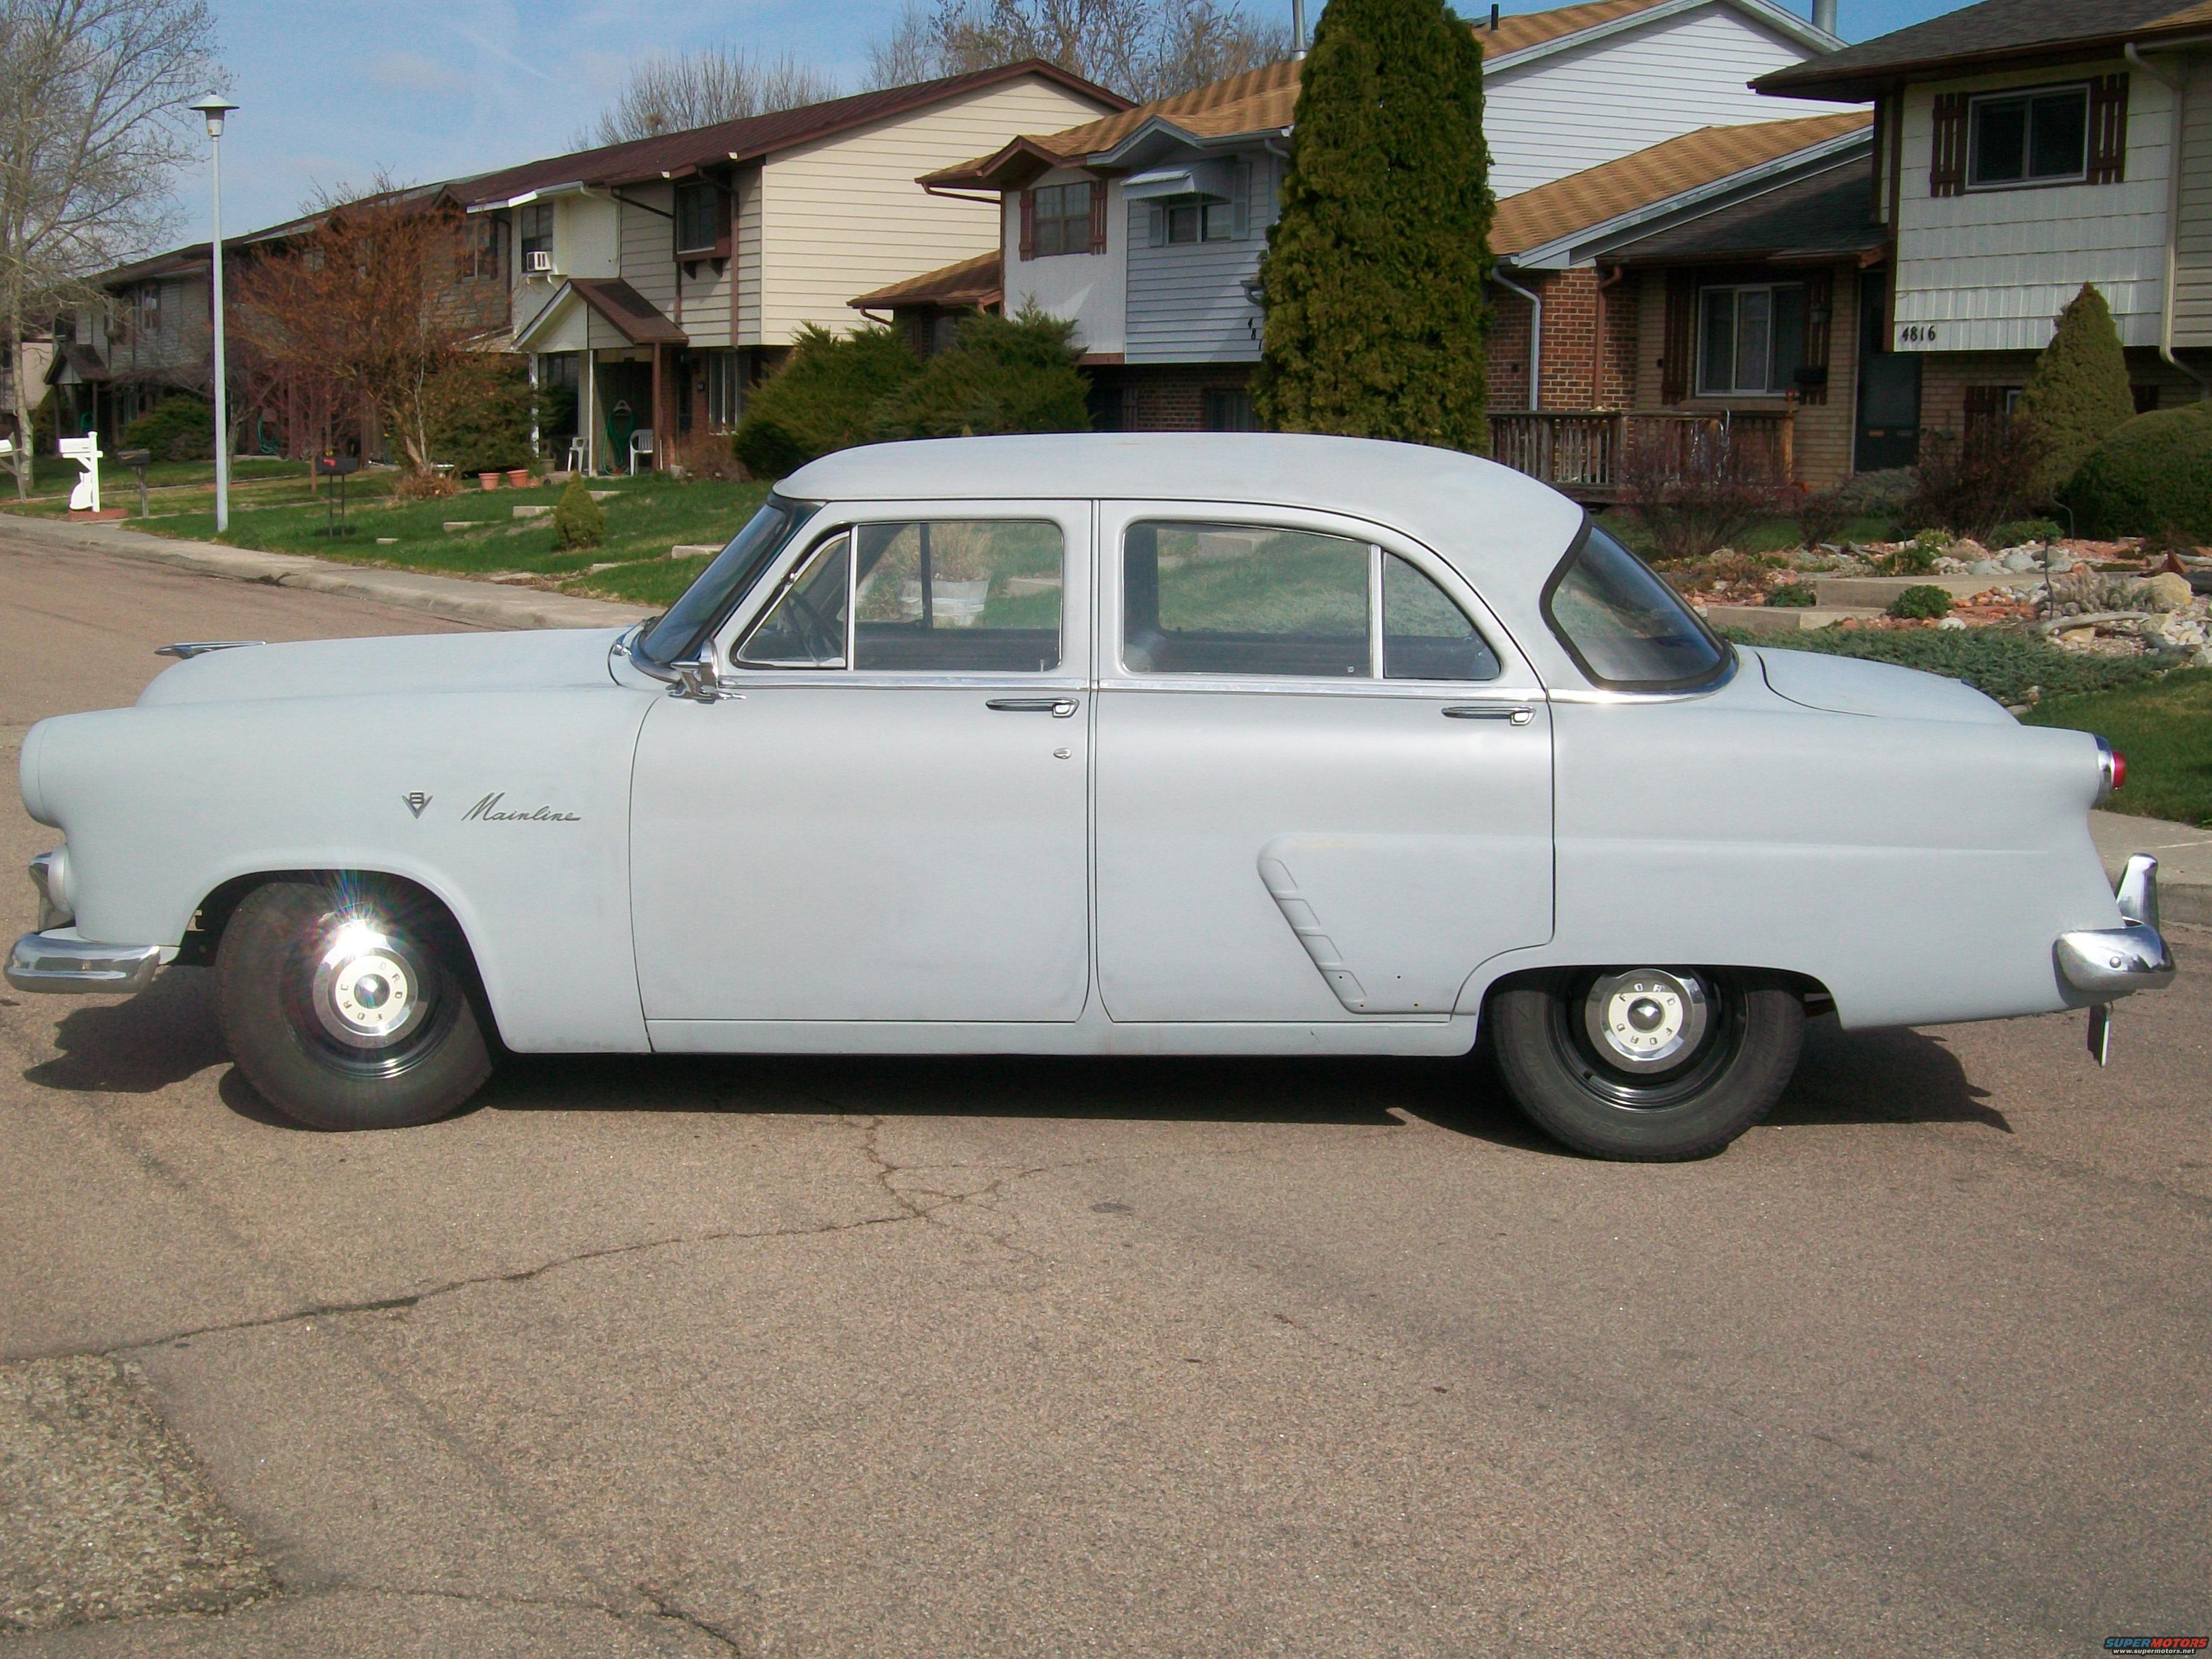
[
  {"x1": 2116, "y1": 852, "x2": 2159, "y2": 930},
  {"x1": 2095, "y1": 735, "x2": 2118, "y2": 805},
  {"x1": 7, "y1": 932, "x2": 164, "y2": 995},
  {"x1": 155, "y1": 640, "x2": 264, "y2": 660}
]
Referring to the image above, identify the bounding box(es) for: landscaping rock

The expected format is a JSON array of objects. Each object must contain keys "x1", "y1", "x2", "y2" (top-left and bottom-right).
[
  {"x1": 1946, "y1": 539, "x2": 1989, "y2": 561},
  {"x1": 1968, "y1": 559, "x2": 2003, "y2": 575},
  {"x1": 588, "y1": 490, "x2": 618, "y2": 502},
  {"x1": 441, "y1": 520, "x2": 473, "y2": 534},
  {"x1": 1937, "y1": 616, "x2": 1968, "y2": 630},
  {"x1": 376, "y1": 537, "x2": 398, "y2": 546},
  {"x1": 2050, "y1": 555, "x2": 2079, "y2": 572},
  {"x1": 670, "y1": 543, "x2": 720, "y2": 559},
  {"x1": 2001, "y1": 551, "x2": 2039, "y2": 572},
  {"x1": 512, "y1": 504, "x2": 552, "y2": 520},
  {"x1": 2145, "y1": 571, "x2": 2194, "y2": 612}
]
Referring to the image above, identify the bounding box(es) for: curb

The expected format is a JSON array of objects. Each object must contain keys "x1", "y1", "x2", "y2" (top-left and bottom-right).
[{"x1": 0, "y1": 512, "x2": 656, "y2": 633}]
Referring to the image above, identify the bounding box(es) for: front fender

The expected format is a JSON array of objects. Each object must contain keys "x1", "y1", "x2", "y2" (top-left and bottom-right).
[{"x1": 30, "y1": 686, "x2": 656, "y2": 1053}]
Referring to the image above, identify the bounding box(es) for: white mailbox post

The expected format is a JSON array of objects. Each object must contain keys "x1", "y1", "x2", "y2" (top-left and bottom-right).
[{"x1": 57, "y1": 432, "x2": 101, "y2": 513}]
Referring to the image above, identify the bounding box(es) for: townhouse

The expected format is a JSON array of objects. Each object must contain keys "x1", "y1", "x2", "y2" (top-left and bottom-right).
[
  {"x1": 1755, "y1": 0, "x2": 2212, "y2": 453},
  {"x1": 909, "y1": 0, "x2": 1855, "y2": 435}
]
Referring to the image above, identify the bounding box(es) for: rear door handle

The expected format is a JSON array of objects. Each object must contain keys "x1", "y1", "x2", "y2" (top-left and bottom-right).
[
  {"x1": 987, "y1": 697, "x2": 1079, "y2": 717},
  {"x1": 1443, "y1": 703, "x2": 1535, "y2": 724}
]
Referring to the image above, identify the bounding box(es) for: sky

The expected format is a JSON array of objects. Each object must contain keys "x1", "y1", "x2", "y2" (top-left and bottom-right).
[{"x1": 173, "y1": 0, "x2": 1963, "y2": 247}]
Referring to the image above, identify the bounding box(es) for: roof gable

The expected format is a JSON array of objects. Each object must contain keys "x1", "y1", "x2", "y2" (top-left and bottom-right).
[{"x1": 1756, "y1": 0, "x2": 2210, "y2": 99}]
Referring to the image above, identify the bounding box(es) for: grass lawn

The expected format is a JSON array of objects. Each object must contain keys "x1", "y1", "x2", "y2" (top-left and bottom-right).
[
  {"x1": 1, "y1": 456, "x2": 316, "y2": 516},
  {"x1": 124, "y1": 474, "x2": 770, "y2": 607},
  {"x1": 2022, "y1": 668, "x2": 2212, "y2": 828}
]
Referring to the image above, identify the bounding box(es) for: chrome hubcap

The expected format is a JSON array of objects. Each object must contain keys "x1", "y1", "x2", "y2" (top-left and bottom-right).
[
  {"x1": 310, "y1": 916, "x2": 429, "y2": 1050},
  {"x1": 1585, "y1": 969, "x2": 1708, "y2": 1072}
]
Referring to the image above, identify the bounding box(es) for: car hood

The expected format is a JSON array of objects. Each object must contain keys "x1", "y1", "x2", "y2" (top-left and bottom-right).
[
  {"x1": 1750, "y1": 645, "x2": 2015, "y2": 725},
  {"x1": 135, "y1": 627, "x2": 632, "y2": 708}
]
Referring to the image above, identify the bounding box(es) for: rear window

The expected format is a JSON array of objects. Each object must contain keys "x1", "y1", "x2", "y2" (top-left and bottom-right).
[{"x1": 1541, "y1": 520, "x2": 1730, "y2": 692}]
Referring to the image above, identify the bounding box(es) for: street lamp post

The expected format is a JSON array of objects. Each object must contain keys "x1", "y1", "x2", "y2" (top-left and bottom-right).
[{"x1": 189, "y1": 96, "x2": 238, "y2": 533}]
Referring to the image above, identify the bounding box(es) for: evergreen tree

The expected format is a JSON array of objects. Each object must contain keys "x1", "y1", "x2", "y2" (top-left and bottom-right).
[
  {"x1": 871, "y1": 304, "x2": 1091, "y2": 440},
  {"x1": 2015, "y1": 283, "x2": 2137, "y2": 496},
  {"x1": 1251, "y1": 0, "x2": 1492, "y2": 449}
]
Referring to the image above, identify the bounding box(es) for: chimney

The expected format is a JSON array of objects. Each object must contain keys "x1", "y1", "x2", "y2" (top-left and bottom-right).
[
  {"x1": 1490, "y1": 2, "x2": 1501, "y2": 27},
  {"x1": 1293, "y1": 0, "x2": 1306, "y2": 56},
  {"x1": 1812, "y1": 0, "x2": 1837, "y2": 35}
]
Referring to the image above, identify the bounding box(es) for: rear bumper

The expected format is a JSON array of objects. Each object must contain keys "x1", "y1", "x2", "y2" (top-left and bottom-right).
[
  {"x1": 2054, "y1": 852, "x2": 2177, "y2": 1000},
  {"x1": 7, "y1": 930, "x2": 166, "y2": 994}
]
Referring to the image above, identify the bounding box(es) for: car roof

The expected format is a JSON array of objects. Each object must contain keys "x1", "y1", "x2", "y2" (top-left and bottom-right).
[{"x1": 781, "y1": 433, "x2": 1587, "y2": 585}]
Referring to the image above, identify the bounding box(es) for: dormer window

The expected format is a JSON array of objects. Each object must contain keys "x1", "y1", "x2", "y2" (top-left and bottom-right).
[
  {"x1": 675, "y1": 181, "x2": 728, "y2": 258},
  {"x1": 1968, "y1": 85, "x2": 2088, "y2": 187}
]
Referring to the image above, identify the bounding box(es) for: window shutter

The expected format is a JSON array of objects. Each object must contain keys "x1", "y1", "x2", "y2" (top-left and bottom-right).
[
  {"x1": 1660, "y1": 271, "x2": 1693, "y2": 405},
  {"x1": 1089, "y1": 180, "x2": 1107, "y2": 254},
  {"x1": 1929, "y1": 92, "x2": 1967, "y2": 197},
  {"x1": 2088, "y1": 74, "x2": 2129, "y2": 184},
  {"x1": 1231, "y1": 161, "x2": 1251, "y2": 239},
  {"x1": 1148, "y1": 205, "x2": 1165, "y2": 248},
  {"x1": 1018, "y1": 190, "x2": 1035, "y2": 260},
  {"x1": 1800, "y1": 269, "x2": 1832, "y2": 406}
]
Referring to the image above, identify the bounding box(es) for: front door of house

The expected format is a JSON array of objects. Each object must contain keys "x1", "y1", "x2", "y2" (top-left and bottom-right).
[{"x1": 1855, "y1": 279, "x2": 1920, "y2": 473}]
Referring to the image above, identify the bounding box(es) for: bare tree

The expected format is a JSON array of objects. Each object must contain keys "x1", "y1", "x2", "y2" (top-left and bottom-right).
[
  {"x1": 865, "y1": 0, "x2": 1287, "y2": 100},
  {"x1": 0, "y1": 0, "x2": 219, "y2": 497},
  {"x1": 578, "y1": 48, "x2": 840, "y2": 147}
]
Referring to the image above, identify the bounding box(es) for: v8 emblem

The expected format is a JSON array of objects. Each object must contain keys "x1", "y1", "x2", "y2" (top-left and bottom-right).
[{"x1": 403, "y1": 792, "x2": 432, "y2": 819}]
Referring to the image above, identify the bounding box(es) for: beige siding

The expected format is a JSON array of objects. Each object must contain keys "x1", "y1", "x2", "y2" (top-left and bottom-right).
[
  {"x1": 619, "y1": 182, "x2": 676, "y2": 318},
  {"x1": 2175, "y1": 58, "x2": 2212, "y2": 347},
  {"x1": 735, "y1": 165, "x2": 764, "y2": 346},
  {"x1": 758, "y1": 76, "x2": 1113, "y2": 345}
]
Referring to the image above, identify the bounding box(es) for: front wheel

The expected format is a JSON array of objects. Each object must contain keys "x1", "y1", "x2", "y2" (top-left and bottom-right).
[
  {"x1": 216, "y1": 880, "x2": 494, "y2": 1131},
  {"x1": 1488, "y1": 968, "x2": 1803, "y2": 1160}
]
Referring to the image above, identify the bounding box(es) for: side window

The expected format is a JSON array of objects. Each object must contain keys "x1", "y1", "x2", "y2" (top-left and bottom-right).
[
  {"x1": 735, "y1": 534, "x2": 850, "y2": 669},
  {"x1": 852, "y1": 520, "x2": 1064, "y2": 674},
  {"x1": 1383, "y1": 555, "x2": 1500, "y2": 681},
  {"x1": 1124, "y1": 521, "x2": 1370, "y2": 677}
]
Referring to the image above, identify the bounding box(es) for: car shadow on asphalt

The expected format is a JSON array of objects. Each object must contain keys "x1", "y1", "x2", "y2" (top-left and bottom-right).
[{"x1": 21, "y1": 968, "x2": 2007, "y2": 1148}]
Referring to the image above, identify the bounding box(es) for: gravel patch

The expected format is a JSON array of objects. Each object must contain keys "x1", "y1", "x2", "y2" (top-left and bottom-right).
[{"x1": 0, "y1": 1355, "x2": 274, "y2": 1634}]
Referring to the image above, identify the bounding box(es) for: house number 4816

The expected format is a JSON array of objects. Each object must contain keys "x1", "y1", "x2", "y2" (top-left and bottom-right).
[{"x1": 1897, "y1": 324, "x2": 1939, "y2": 344}]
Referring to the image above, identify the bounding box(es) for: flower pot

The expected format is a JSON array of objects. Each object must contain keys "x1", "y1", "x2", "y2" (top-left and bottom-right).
[
  {"x1": 507, "y1": 468, "x2": 531, "y2": 488},
  {"x1": 479, "y1": 471, "x2": 501, "y2": 490}
]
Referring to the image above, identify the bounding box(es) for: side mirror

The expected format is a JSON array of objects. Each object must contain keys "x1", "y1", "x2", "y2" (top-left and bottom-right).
[{"x1": 670, "y1": 655, "x2": 738, "y2": 703}]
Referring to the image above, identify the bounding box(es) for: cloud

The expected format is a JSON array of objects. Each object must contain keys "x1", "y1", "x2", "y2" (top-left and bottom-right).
[{"x1": 368, "y1": 52, "x2": 469, "y2": 96}]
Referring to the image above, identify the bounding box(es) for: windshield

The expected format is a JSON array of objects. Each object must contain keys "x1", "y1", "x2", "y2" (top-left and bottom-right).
[
  {"x1": 636, "y1": 496, "x2": 816, "y2": 666},
  {"x1": 1541, "y1": 519, "x2": 1730, "y2": 692}
]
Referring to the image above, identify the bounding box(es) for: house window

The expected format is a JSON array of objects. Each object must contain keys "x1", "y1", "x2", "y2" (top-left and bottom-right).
[
  {"x1": 1969, "y1": 85, "x2": 2089, "y2": 187},
  {"x1": 519, "y1": 203, "x2": 554, "y2": 271},
  {"x1": 1031, "y1": 181, "x2": 1094, "y2": 257},
  {"x1": 675, "y1": 181, "x2": 724, "y2": 255},
  {"x1": 1202, "y1": 388, "x2": 1256, "y2": 430},
  {"x1": 460, "y1": 215, "x2": 506, "y2": 280},
  {"x1": 1696, "y1": 283, "x2": 1806, "y2": 396},
  {"x1": 705, "y1": 350, "x2": 743, "y2": 431},
  {"x1": 1165, "y1": 202, "x2": 1233, "y2": 244}
]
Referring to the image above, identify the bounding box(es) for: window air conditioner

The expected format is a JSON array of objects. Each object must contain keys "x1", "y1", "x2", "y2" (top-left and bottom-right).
[{"x1": 525, "y1": 250, "x2": 553, "y2": 273}]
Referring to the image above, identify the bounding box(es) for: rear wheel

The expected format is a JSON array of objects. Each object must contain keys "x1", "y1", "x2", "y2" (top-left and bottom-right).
[
  {"x1": 215, "y1": 880, "x2": 493, "y2": 1131},
  {"x1": 1489, "y1": 967, "x2": 1803, "y2": 1160}
]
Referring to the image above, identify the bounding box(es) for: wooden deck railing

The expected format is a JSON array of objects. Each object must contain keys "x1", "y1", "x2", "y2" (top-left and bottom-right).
[{"x1": 1487, "y1": 410, "x2": 1795, "y2": 501}]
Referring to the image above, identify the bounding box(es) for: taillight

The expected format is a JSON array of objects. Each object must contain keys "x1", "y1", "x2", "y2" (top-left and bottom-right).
[
  {"x1": 2095, "y1": 737, "x2": 2125, "y2": 802},
  {"x1": 2112, "y1": 750, "x2": 2127, "y2": 791}
]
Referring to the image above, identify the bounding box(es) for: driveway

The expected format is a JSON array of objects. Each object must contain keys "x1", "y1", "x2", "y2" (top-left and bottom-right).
[{"x1": 3, "y1": 526, "x2": 2207, "y2": 1657}]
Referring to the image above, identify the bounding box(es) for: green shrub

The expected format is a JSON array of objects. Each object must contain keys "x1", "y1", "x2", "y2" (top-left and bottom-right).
[
  {"x1": 2063, "y1": 405, "x2": 2212, "y2": 539},
  {"x1": 2016, "y1": 283, "x2": 2137, "y2": 495},
  {"x1": 733, "y1": 324, "x2": 918, "y2": 478},
  {"x1": 552, "y1": 476, "x2": 604, "y2": 550},
  {"x1": 1719, "y1": 623, "x2": 2171, "y2": 705},
  {"x1": 1888, "y1": 584, "x2": 1953, "y2": 619},
  {"x1": 1767, "y1": 580, "x2": 1818, "y2": 607},
  {"x1": 423, "y1": 353, "x2": 535, "y2": 476},
  {"x1": 1878, "y1": 529, "x2": 1946, "y2": 575},
  {"x1": 123, "y1": 396, "x2": 214, "y2": 462},
  {"x1": 1990, "y1": 517, "x2": 2063, "y2": 548},
  {"x1": 869, "y1": 305, "x2": 1091, "y2": 441},
  {"x1": 1901, "y1": 415, "x2": 2044, "y2": 542}
]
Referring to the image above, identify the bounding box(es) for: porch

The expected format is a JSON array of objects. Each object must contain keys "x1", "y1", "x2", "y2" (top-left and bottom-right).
[{"x1": 1486, "y1": 409, "x2": 1796, "y2": 503}]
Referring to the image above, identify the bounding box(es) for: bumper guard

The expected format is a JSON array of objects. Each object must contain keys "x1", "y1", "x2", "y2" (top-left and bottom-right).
[
  {"x1": 2054, "y1": 854, "x2": 2177, "y2": 1000},
  {"x1": 7, "y1": 930, "x2": 166, "y2": 994}
]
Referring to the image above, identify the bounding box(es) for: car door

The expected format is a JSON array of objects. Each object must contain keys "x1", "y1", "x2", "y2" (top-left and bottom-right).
[
  {"x1": 1094, "y1": 503, "x2": 1553, "y2": 1023},
  {"x1": 630, "y1": 502, "x2": 1092, "y2": 1026}
]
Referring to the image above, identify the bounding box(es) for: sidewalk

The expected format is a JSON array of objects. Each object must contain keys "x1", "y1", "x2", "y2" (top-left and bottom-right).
[
  {"x1": 0, "y1": 510, "x2": 655, "y2": 633},
  {"x1": 2092, "y1": 811, "x2": 2212, "y2": 929}
]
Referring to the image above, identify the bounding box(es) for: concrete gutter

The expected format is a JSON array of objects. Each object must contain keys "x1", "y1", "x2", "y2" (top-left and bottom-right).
[{"x1": 0, "y1": 513, "x2": 656, "y2": 633}]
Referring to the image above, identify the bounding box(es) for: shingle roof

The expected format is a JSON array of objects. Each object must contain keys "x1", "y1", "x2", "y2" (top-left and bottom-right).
[
  {"x1": 564, "y1": 278, "x2": 687, "y2": 345},
  {"x1": 456, "y1": 62, "x2": 1125, "y2": 208},
  {"x1": 851, "y1": 250, "x2": 1004, "y2": 311},
  {"x1": 1600, "y1": 158, "x2": 1882, "y2": 262},
  {"x1": 1491, "y1": 110, "x2": 1870, "y2": 255},
  {"x1": 1756, "y1": 0, "x2": 2212, "y2": 100},
  {"x1": 924, "y1": 0, "x2": 1710, "y2": 187}
]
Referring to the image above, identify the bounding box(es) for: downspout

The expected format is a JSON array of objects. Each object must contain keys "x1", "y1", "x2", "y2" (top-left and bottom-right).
[
  {"x1": 2125, "y1": 42, "x2": 2211, "y2": 400},
  {"x1": 1492, "y1": 267, "x2": 1542, "y2": 409}
]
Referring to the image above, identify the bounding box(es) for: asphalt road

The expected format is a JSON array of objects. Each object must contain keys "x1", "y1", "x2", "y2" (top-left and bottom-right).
[{"x1": 2, "y1": 528, "x2": 2208, "y2": 1657}]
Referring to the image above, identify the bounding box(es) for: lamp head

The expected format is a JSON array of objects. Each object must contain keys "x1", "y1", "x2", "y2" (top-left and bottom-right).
[{"x1": 188, "y1": 95, "x2": 237, "y2": 138}]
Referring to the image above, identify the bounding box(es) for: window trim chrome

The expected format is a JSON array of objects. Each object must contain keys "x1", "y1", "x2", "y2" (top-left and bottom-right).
[{"x1": 1539, "y1": 514, "x2": 1735, "y2": 696}]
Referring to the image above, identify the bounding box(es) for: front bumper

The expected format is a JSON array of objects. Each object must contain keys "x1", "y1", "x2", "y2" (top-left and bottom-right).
[
  {"x1": 7, "y1": 930, "x2": 166, "y2": 994},
  {"x1": 2054, "y1": 854, "x2": 2177, "y2": 999}
]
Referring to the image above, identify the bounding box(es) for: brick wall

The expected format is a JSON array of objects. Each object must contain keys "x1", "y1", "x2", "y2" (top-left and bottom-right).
[
  {"x1": 1102, "y1": 363, "x2": 1256, "y2": 430},
  {"x1": 1488, "y1": 268, "x2": 1638, "y2": 411},
  {"x1": 1914, "y1": 347, "x2": 2207, "y2": 436}
]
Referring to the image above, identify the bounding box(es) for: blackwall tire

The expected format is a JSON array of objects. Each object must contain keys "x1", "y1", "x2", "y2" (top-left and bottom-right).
[
  {"x1": 215, "y1": 880, "x2": 493, "y2": 1131},
  {"x1": 1489, "y1": 969, "x2": 1803, "y2": 1161}
]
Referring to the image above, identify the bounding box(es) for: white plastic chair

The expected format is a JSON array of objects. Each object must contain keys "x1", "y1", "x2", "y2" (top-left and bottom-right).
[
  {"x1": 629, "y1": 427, "x2": 654, "y2": 476},
  {"x1": 565, "y1": 436, "x2": 588, "y2": 476}
]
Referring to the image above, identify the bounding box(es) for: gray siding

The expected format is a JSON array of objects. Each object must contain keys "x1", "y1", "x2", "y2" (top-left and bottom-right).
[
  {"x1": 1124, "y1": 151, "x2": 1276, "y2": 366},
  {"x1": 2176, "y1": 59, "x2": 2212, "y2": 348}
]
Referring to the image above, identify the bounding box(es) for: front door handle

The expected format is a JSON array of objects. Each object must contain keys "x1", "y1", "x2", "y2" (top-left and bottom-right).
[
  {"x1": 1443, "y1": 703, "x2": 1535, "y2": 724},
  {"x1": 986, "y1": 697, "x2": 1079, "y2": 717}
]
